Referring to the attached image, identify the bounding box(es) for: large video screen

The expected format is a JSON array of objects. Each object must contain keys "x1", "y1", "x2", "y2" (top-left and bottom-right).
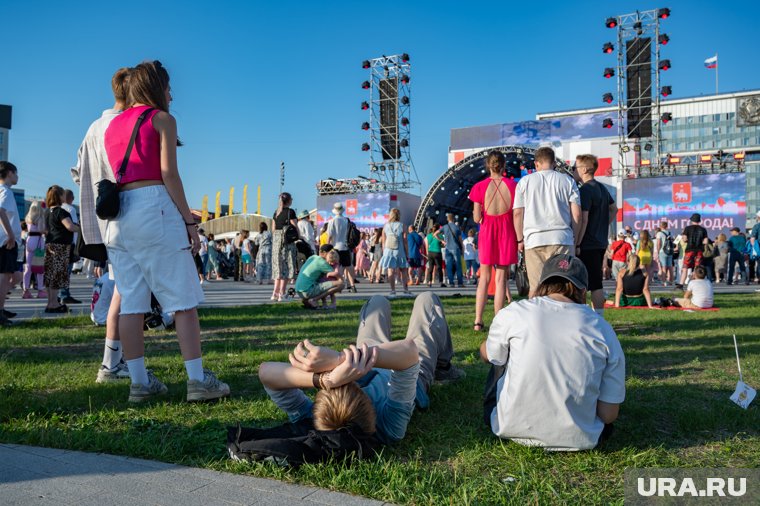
[
  {"x1": 316, "y1": 192, "x2": 392, "y2": 233},
  {"x1": 622, "y1": 173, "x2": 746, "y2": 237}
]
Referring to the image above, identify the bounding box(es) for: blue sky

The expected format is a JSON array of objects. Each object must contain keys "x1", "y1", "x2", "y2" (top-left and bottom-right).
[{"x1": 3, "y1": 0, "x2": 759, "y2": 214}]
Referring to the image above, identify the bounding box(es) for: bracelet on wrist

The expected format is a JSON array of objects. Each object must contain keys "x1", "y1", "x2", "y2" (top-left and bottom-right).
[
  {"x1": 185, "y1": 222, "x2": 197, "y2": 227},
  {"x1": 312, "y1": 372, "x2": 321, "y2": 389},
  {"x1": 320, "y1": 372, "x2": 331, "y2": 390},
  {"x1": 517, "y1": 239, "x2": 524, "y2": 244}
]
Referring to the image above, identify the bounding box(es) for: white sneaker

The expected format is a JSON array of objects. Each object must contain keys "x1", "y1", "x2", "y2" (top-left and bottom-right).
[
  {"x1": 187, "y1": 369, "x2": 230, "y2": 402},
  {"x1": 96, "y1": 360, "x2": 130, "y2": 383},
  {"x1": 128, "y1": 371, "x2": 168, "y2": 403}
]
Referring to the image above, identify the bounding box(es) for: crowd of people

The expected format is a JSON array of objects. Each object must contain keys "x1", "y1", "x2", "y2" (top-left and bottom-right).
[{"x1": 3, "y1": 63, "x2": 758, "y2": 461}]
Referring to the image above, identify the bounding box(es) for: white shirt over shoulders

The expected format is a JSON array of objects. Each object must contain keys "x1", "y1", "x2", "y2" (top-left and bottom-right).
[
  {"x1": 327, "y1": 215, "x2": 349, "y2": 251},
  {"x1": 513, "y1": 170, "x2": 580, "y2": 250},
  {"x1": 687, "y1": 279, "x2": 714, "y2": 308},
  {"x1": 486, "y1": 296, "x2": 626, "y2": 451},
  {"x1": 0, "y1": 184, "x2": 22, "y2": 246}
]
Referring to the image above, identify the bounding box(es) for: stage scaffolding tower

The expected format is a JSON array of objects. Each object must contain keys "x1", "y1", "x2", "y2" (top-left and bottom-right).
[
  {"x1": 364, "y1": 54, "x2": 420, "y2": 193},
  {"x1": 610, "y1": 9, "x2": 668, "y2": 177}
]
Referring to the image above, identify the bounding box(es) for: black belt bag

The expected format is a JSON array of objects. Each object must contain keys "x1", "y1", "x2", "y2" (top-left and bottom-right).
[{"x1": 95, "y1": 107, "x2": 155, "y2": 220}]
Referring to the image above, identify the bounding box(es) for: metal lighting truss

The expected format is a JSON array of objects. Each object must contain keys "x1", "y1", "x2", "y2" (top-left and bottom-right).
[
  {"x1": 365, "y1": 54, "x2": 420, "y2": 193},
  {"x1": 612, "y1": 9, "x2": 665, "y2": 176},
  {"x1": 316, "y1": 177, "x2": 388, "y2": 195}
]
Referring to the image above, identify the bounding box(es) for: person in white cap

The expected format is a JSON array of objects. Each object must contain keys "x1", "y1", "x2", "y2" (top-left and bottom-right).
[
  {"x1": 327, "y1": 202, "x2": 357, "y2": 292},
  {"x1": 608, "y1": 230, "x2": 632, "y2": 279}
]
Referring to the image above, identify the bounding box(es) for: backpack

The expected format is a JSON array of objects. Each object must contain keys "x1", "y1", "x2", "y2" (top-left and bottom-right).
[
  {"x1": 346, "y1": 219, "x2": 361, "y2": 250},
  {"x1": 661, "y1": 232, "x2": 675, "y2": 256}
]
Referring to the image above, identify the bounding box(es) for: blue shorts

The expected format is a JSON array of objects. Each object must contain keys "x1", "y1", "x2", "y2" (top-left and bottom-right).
[{"x1": 659, "y1": 253, "x2": 673, "y2": 267}]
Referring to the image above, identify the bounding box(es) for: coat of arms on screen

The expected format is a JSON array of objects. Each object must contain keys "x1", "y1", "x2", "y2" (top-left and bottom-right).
[
  {"x1": 737, "y1": 96, "x2": 760, "y2": 127},
  {"x1": 672, "y1": 182, "x2": 691, "y2": 204}
]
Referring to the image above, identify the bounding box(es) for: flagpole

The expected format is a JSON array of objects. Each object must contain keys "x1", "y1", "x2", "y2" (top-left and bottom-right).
[{"x1": 715, "y1": 52, "x2": 719, "y2": 95}]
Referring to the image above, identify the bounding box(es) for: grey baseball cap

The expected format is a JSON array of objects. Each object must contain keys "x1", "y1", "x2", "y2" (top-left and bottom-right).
[{"x1": 538, "y1": 254, "x2": 589, "y2": 290}]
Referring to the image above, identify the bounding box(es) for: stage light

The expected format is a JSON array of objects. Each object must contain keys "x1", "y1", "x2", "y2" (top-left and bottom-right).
[
  {"x1": 633, "y1": 21, "x2": 643, "y2": 34},
  {"x1": 387, "y1": 164, "x2": 394, "y2": 170},
  {"x1": 361, "y1": 101, "x2": 369, "y2": 111},
  {"x1": 361, "y1": 81, "x2": 370, "y2": 89},
  {"x1": 641, "y1": 159, "x2": 652, "y2": 166},
  {"x1": 351, "y1": 179, "x2": 358, "y2": 185},
  {"x1": 633, "y1": 145, "x2": 641, "y2": 152},
  {"x1": 602, "y1": 42, "x2": 614, "y2": 54},
  {"x1": 605, "y1": 17, "x2": 617, "y2": 28},
  {"x1": 658, "y1": 7, "x2": 671, "y2": 19},
  {"x1": 717, "y1": 149, "x2": 724, "y2": 158},
  {"x1": 658, "y1": 34, "x2": 669, "y2": 45},
  {"x1": 361, "y1": 122, "x2": 370, "y2": 130},
  {"x1": 700, "y1": 154, "x2": 712, "y2": 162},
  {"x1": 644, "y1": 143, "x2": 653, "y2": 151},
  {"x1": 362, "y1": 60, "x2": 371, "y2": 69},
  {"x1": 603, "y1": 68, "x2": 615, "y2": 78},
  {"x1": 369, "y1": 178, "x2": 377, "y2": 183},
  {"x1": 401, "y1": 96, "x2": 410, "y2": 105},
  {"x1": 661, "y1": 112, "x2": 673, "y2": 124},
  {"x1": 603, "y1": 118, "x2": 613, "y2": 129},
  {"x1": 668, "y1": 155, "x2": 680, "y2": 164},
  {"x1": 361, "y1": 143, "x2": 370, "y2": 151},
  {"x1": 401, "y1": 117, "x2": 409, "y2": 126},
  {"x1": 370, "y1": 165, "x2": 378, "y2": 172},
  {"x1": 734, "y1": 152, "x2": 746, "y2": 160},
  {"x1": 661, "y1": 86, "x2": 672, "y2": 97},
  {"x1": 400, "y1": 139, "x2": 409, "y2": 147},
  {"x1": 602, "y1": 93, "x2": 614, "y2": 104},
  {"x1": 659, "y1": 60, "x2": 671, "y2": 71},
  {"x1": 401, "y1": 53, "x2": 410, "y2": 63},
  {"x1": 400, "y1": 74, "x2": 410, "y2": 84},
  {"x1": 621, "y1": 145, "x2": 631, "y2": 153}
]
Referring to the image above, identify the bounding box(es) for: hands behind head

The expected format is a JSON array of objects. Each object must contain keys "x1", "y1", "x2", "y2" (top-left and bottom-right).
[
  {"x1": 327, "y1": 344, "x2": 378, "y2": 388},
  {"x1": 289, "y1": 339, "x2": 343, "y2": 373}
]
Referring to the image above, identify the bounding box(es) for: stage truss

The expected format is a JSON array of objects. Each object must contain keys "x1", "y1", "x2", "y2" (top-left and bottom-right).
[
  {"x1": 364, "y1": 54, "x2": 420, "y2": 193},
  {"x1": 611, "y1": 9, "x2": 666, "y2": 177}
]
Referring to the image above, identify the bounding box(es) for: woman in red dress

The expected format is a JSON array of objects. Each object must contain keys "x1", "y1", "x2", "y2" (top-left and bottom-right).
[{"x1": 468, "y1": 151, "x2": 518, "y2": 331}]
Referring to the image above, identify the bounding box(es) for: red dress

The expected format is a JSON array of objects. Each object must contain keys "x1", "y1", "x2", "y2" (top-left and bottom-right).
[{"x1": 468, "y1": 177, "x2": 518, "y2": 266}]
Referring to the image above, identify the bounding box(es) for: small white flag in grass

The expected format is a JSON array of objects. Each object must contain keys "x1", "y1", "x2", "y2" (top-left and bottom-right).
[{"x1": 730, "y1": 334, "x2": 756, "y2": 409}]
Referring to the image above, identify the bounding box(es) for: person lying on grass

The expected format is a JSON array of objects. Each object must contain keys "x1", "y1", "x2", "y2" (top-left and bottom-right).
[
  {"x1": 258, "y1": 293, "x2": 465, "y2": 445},
  {"x1": 479, "y1": 254, "x2": 626, "y2": 451},
  {"x1": 673, "y1": 265, "x2": 714, "y2": 309},
  {"x1": 295, "y1": 244, "x2": 343, "y2": 309}
]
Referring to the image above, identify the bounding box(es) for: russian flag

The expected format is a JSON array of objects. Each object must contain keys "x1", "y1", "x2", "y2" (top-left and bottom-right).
[{"x1": 704, "y1": 55, "x2": 718, "y2": 69}]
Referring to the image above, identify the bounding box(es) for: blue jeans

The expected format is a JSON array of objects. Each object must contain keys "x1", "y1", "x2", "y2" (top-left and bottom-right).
[
  {"x1": 727, "y1": 250, "x2": 746, "y2": 284},
  {"x1": 200, "y1": 254, "x2": 209, "y2": 276},
  {"x1": 444, "y1": 249, "x2": 463, "y2": 285}
]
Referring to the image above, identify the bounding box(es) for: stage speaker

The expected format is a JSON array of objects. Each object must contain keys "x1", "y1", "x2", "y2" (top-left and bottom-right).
[
  {"x1": 0, "y1": 105, "x2": 11, "y2": 130},
  {"x1": 625, "y1": 38, "x2": 652, "y2": 139},
  {"x1": 378, "y1": 78, "x2": 399, "y2": 160}
]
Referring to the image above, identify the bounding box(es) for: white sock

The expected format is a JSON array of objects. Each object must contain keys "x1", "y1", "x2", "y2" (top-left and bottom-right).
[
  {"x1": 126, "y1": 357, "x2": 149, "y2": 386},
  {"x1": 184, "y1": 358, "x2": 204, "y2": 382},
  {"x1": 102, "y1": 339, "x2": 122, "y2": 370},
  {"x1": 594, "y1": 308, "x2": 605, "y2": 317}
]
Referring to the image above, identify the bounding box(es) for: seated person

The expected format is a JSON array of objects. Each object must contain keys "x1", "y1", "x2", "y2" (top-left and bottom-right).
[
  {"x1": 258, "y1": 293, "x2": 465, "y2": 446},
  {"x1": 480, "y1": 254, "x2": 625, "y2": 451},
  {"x1": 615, "y1": 254, "x2": 654, "y2": 308},
  {"x1": 674, "y1": 265, "x2": 714, "y2": 309},
  {"x1": 295, "y1": 245, "x2": 343, "y2": 309}
]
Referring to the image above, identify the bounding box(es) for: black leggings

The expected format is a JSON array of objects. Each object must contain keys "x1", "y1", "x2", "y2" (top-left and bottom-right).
[{"x1": 426, "y1": 252, "x2": 444, "y2": 283}]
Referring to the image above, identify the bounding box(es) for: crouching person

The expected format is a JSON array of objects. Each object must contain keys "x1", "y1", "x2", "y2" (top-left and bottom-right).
[
  {"x1": 295, "y1": 245, "x2": 343, "y2": 309},
  {"x1": 480, "y1": 254, "x2": 625, "y2": 450},
  {"x1": 238, "y1": 293, "x2": 464, "y2": 465}
]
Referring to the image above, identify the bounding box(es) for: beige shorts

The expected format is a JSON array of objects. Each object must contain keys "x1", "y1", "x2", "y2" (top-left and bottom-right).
[{"x1": 524, "y1": 244, "x2": 573, "y2": 294}]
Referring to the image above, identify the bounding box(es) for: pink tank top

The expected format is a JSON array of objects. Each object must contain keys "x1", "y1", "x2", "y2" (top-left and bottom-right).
[{"x1": 104, "y1": 105, "x2": 162, "y2": 184}]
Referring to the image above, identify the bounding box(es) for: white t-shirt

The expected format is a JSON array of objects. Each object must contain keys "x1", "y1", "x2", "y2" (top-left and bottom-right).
[
  {"x1": 513, "y1": 170, "x2": 580, "y2": 250},
  {"x1": 61, "y1": 202, "x2": 79, "y2": 246},
  {"x1": 687, "y1": 279, "x2": 714, "y2": 308},
  {"x1": 463, "y1": 237, "x2": 477, "y2": 260},
  {"x1": 298, "y1": 219, "x2": 316, "y2": 246},
  {"x1": 0, "y1": 184, "x2": 22, "y2": 246},
  {"x1": 486, "y1": 296, "x2": 626, "y2": 451},
  {"x1": 327, "y1": 214, "x2": 349, "y2": 251},
  {"x1": 90, "y1": 273, "x2": 115, "y2": 325},
  {"x1": 199, "y1": 235, "x2": 209, "y2": 256}
]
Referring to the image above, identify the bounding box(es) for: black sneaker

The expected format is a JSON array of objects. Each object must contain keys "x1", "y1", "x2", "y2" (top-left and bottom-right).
[
  {"x1": 61, "y1": 296, "x2": 82, "y2": 304},
  {"x1": 44, "y1": 304, "x2": 69, "y2": 314},
  {"x1": 0, "y1": 315, "x2": 12, "y2": 327},
  {"x1": 440, "y1": 283, "x2": 447, "y2": 288},
  {"x1": 2, "y1": 309, "x2": 17, "y2": 318},
  {"x1": 434, "y1": 364, "x2": 466, "y2": 384}
]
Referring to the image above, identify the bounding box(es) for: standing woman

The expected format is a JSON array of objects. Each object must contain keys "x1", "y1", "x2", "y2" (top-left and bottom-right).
[
  {"x1": 379, "y1": 208, "x2": 410, "y2": 295},
  {"x1": 469, "y1": 151, "x2": 517, "y2": 331},
  {"x1": 44, "y1": 186, "x2": 79, "y2": 312},
  {"x1": 636, "y1": 230, "x2": 655, "y2": 279},
  {"x1": 271, "y1": 192, "x2": 298, "y2": 301},
  {"x1": 22, "y1": 200, "x2": 46, "y2": 299},
  {"x1": 103, "y1": 60, "x2": 228, "y2": 403},
  {"x1": 425, "y1": 224, "x2": 445, "y2": 287},
  {"x1": 355, "y1": 232, "x2": 371, "y2": 278},
  {"x1": 254, "y1": 221, "x2": 273, "y2": 284},
  {"x1": 367, "y1": 228, "x2": 383, "y2": 283},
  {"x1": 468, "y1": 150, "x2": 518, "y2": 331}
]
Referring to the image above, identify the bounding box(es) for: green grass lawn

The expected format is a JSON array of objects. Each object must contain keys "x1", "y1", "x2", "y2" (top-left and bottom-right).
[{"x1": 1, "y1": 294, "x2": 759, "y2": 505}]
